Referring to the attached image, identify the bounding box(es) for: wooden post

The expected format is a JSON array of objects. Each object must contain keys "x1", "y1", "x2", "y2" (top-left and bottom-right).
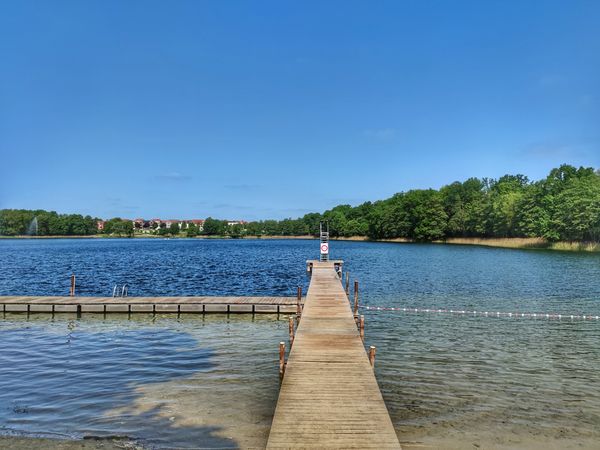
[
  {"x1": 345, "y1": 272, "x2": 350, "y2": 296},
  {"x1": 70, "y1": 274, "x2": 76, "y2": 297},
  {"x1": 353, "y1": 280, "x2": 359, "y2": 316},
  {"x1": 289, "y1": 316, "x2": 294, "y2": 345},
  {"x1": 297, "y1": 286, "x2": 302, "y2": 315},
  {"x1": 279, "y1": 341, "x2": 286, "y2": 379},
  {"x1": 369, "y1": 345, "x2": 376, "y2": 367},
  {"x1": 359, "y1": 315, "x2": 365, "y2": 340}
]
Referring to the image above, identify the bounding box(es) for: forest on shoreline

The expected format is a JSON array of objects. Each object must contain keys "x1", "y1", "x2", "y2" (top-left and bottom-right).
[{"x1": 1, "y1": 164, "x2": 599, "y2": 242}]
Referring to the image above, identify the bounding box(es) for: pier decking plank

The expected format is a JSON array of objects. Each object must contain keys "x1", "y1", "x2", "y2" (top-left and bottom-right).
[
  {"x1": 267, "y1": 261, "x2": 401, "y2": 449},
  {"x1": 0, "y1": 296, "x2": 299, "y2": 313}
]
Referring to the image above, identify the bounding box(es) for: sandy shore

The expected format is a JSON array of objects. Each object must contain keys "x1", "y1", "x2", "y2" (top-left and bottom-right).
[{"x1": 0, "y1": 436, "x2": 140, "y2": 449}]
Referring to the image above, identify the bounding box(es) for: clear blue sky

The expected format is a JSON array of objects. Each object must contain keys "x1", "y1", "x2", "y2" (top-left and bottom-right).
[{"x1": 1, "y1": 1, "x2": 599, "y2": 220}]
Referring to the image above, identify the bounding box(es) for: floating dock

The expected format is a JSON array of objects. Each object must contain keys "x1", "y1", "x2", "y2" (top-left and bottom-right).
[
  {"x1": 0, "y1": 296, "x2": 300, "y2": 314},
  {"x1": 267, "y1": 261, "x2": 401, "y2": 448}
]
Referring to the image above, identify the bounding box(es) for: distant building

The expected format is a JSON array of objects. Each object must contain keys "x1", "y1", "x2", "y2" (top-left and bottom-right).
[
  {"x1": 189, "y1": 219, "x2": 205, "y2": 231},
  {"x1": 97, "y1": 220, "x2": 105, "y2": 231}
]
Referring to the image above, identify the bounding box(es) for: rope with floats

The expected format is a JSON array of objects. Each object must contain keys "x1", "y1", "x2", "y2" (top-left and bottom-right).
[{"x1": 359, "y1": 305, "x2": 600, "y2": 321}]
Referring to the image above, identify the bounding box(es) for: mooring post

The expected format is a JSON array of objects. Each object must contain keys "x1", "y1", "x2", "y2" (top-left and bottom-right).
[
  {"x1": 279, "y1": 341, "x2": 286, "y2": 379},
  {"x1": 353, "y1": 280, "x2": 359, "y2": 316},
  {"x1": 297, "y1": 286, "x2": 302, "y2": 315},
  {"x1": 288, "y1": 316, "x2": 294, "y2": 345},
  {"x1": 345, "y1": 272, "x2": 350, "y2": 296},
  {"x1": 360, "y1": 315, "x2": 365, "y2": 340},
  {"x1": 70, "y1": 274, "x2": 76, "y2": 297},
  {"x1": 369, "y1": 345, "x2": 376, "y2": 367}
]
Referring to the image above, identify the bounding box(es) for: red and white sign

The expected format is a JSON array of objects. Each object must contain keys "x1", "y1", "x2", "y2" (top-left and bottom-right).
[{"x1": 320, "y1": 242, "x2": 329, "y2": 254}]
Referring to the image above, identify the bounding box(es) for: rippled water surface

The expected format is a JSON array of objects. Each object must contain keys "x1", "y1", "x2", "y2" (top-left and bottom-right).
[{"x1": 1, "y1": 238, "x2": 600, "y2": 449}]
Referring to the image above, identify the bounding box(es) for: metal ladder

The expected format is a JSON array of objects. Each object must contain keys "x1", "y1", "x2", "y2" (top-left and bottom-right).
[{"x1": 320, "y1": 221, "x2": 329, "y2": 262}]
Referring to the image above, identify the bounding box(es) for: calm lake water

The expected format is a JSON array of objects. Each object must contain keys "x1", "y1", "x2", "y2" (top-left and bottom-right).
[{"x1": 1, "y1": 238, "x2": 600, "y2": 449}]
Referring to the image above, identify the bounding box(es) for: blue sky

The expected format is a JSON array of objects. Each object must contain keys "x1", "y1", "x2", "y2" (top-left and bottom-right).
[{"x1": 1, "y1": 1, "x2": 599, "y2": 220}]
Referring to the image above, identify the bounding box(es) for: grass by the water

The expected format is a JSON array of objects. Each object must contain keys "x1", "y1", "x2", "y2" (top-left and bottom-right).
[
  {"x1": 441, "y1": 237, "x2": 600, "y2": 252},
  {"x1": 2, "y1": 234, "x2": 599, "y2": 252},
  {"x1": 335, "y1": 236, "x2": 600, "y2": 252}
]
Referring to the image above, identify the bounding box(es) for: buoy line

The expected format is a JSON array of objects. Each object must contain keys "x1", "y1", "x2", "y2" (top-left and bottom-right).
[{"x1": 359, "y1": 305, "x2": 600, "y2": 320}]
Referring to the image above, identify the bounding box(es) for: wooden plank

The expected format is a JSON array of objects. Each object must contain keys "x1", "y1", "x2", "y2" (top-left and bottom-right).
[
  {"x1": 267, "y1": 261, "x2": 401, "y2": 449},
  {"x1": 0, "y1": 296, "x2": 301, "y2": 314},
  {"x1": 0, "y1": 296, "x2": 298, "y2": 305}
]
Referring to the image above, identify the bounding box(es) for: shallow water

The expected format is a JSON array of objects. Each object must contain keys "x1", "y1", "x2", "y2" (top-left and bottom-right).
[
  {"x1": 1, "y1": 238, "x2": 600, "y2": 448},
  {"x1": 0, "y1": 314, "x2": 284, "y2": 448}
]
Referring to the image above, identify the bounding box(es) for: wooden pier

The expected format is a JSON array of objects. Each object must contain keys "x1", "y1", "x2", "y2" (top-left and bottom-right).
[
  {"x1": 0, "y1": 296, "x2": 300, "y2": 314},
  {"x1": 267, "y1": 261, "x2": 401, "y2": 449}
]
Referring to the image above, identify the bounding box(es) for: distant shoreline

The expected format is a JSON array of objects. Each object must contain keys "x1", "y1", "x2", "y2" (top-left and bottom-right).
[{"x1": 2, "y1": 234, "x2": 598, "y2": 252}]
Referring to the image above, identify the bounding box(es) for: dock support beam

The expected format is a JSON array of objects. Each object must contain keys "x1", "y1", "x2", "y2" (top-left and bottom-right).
[
  {"x1": 297, "y1": 286, "x2": 302, "y2": 315},
  {"x1": 359, "y1": 315, "x2": 365, "y2": 340},
  {"x1": 70, "y1": 274, "x2": 76, "y2": 297},
  {"x1": 369, "y1": 345, "x2": 376, "y2": 367},
  {"x1": 289, "y1": 316, "x2": 295, "y2": 345},
  {"x1": 279, "y1": 341, "x2": 286, "y2": 380},
  {"x1": 353, "y1": 280, "x2": 359, "y2": 316},
  {"x1": 345, "y1": 272, "x2": 350, "y2": 296}
]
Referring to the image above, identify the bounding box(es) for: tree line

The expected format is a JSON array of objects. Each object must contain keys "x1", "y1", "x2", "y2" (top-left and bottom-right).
[
  {"x1": 242, "y1": 164, "x2": 600, "y2": 242},
  {"x1": 0, "y1": 210, "x2": 101, "y2": 236},
  {"x1": 1, "y1": 165, "x2": 598, "y2": 242}
]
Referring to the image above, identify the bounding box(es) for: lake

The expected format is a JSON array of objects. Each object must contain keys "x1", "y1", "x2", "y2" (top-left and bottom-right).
[{"x1": 1, "y1": 238, "x2": 599, "y2": 449}]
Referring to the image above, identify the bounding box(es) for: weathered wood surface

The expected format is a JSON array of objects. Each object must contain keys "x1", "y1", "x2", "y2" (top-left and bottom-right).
[
  {"x1": 267, "y1": 261, "x2": 401, "y2": 449},
  {"x1": 0, "y1": 296, "x2": 300, "y2": 313}
]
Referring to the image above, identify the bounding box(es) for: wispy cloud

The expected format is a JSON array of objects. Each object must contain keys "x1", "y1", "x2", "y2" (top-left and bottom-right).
[
  {"x1": 155, "y1": 171, "x2": 192, "y2": 182},
  {"x1": 103, "y1": 197, "x2": 140, "y2": 218},
  {"x1": 522, "y1": 140, "x2": 593, "y2": 159},
  {"x1": 538, "y1": 74, "x2": 565, "y2": 88},
  {"x1": 363, "y1": 128, "x2": 397, "y2": 142},
  {"x1": 212, "y1": 203, "x2": 254, "y2": 210},
  {"x1": 223, "y1": 184, "x2": 263, "y2": 190},
  {"x1": 327, "y1": 197, "x2": 368, "y2": 206},
  {"x1": 579, "y1": 94, "x2": 594, "y2": 106}
]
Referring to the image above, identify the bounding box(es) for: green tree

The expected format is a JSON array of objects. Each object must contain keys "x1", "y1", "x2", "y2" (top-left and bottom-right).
[
  {"x1": 203, "y1": 217, "x2": 226, "y2": 235},
  {"x1": 103, "y1": 218, "x2": 134, "y2": 237},
  {"x1": 186, "y1": 223, "x2": 199, "y2": 237},
  {"x1": 552, "y1": 175, "x2": 600, "y2": 241},
  {"x1": 169, "y1": 222, "x2": 180, "y2": 235},
  {"x1": 229, "y1": 223, "x2": 245, "y2": 238}
]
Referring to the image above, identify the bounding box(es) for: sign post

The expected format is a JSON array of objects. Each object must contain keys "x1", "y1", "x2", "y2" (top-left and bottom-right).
[{"x1": 319, "y1": 221, "x2": 329, "y2": 262}]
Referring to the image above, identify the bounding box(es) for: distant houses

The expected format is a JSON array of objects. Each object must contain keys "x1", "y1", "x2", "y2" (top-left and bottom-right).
[{"x1": 97, "y1": 218, "x2": 213, "y2": 233}]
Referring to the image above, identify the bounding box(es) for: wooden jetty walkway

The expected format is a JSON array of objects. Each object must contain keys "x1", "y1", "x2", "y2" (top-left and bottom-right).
[
  {"x1": 267, "y1": 261, "x2": 401, "y2": 449},
  {"x1": 0, "y1": 296, "x2": 300, "y2": 314}
]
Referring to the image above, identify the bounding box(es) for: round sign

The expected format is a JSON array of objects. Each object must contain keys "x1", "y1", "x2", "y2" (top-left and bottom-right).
[{"x1": 320, "y1": 243, "x2": 329, "y2": 254}]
